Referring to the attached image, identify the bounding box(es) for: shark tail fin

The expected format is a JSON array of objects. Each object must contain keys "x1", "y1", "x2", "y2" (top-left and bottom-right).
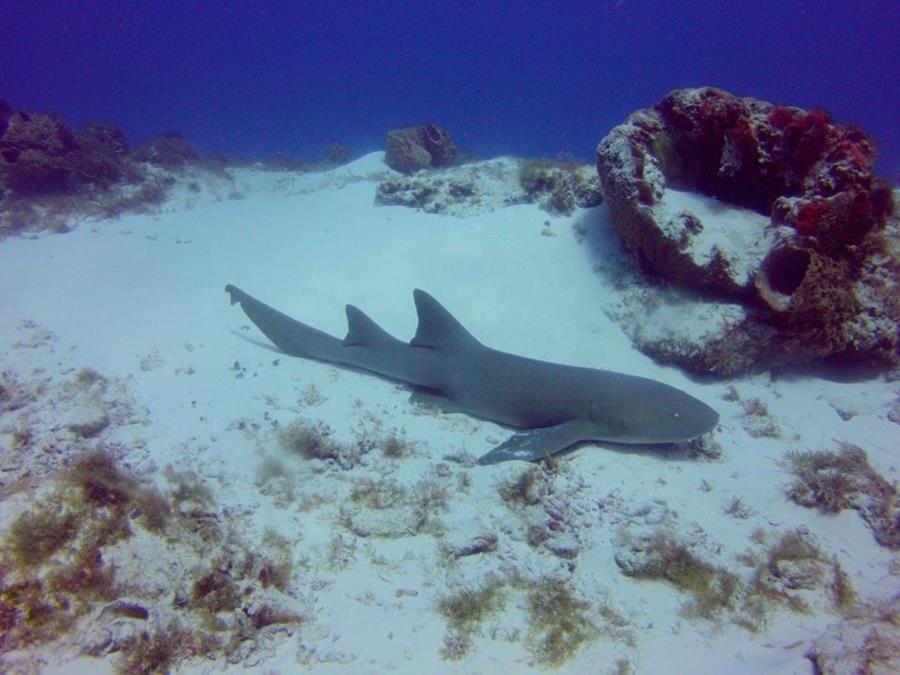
[
  {"x1": 343, "y1": 305, "x2": 400, "y2": 347},
  {"x1": 410, "y1": 289, "x2": 482, "y2": 352},
  {"x1": 224, "y1": 284, "x2": 345, "y2": 360}
]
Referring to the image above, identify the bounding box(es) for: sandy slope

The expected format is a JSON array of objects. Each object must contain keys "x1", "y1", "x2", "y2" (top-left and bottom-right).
[{"x1": 0, "y1": 153, "x2": 897, "y2": 674}]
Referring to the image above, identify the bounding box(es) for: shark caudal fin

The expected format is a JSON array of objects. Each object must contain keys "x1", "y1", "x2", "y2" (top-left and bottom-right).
[
  {"x1": 343, "y1": 305, "x2": 402, "y2": 347},
  {"x1": 225, "y1": 284, "x2": 345, "y2": 361},
  {"x1": 410, "y1": 289, "x2": 482, "y2": 353}
]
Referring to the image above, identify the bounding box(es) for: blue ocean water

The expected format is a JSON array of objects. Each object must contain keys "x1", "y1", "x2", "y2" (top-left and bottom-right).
[{"x1": 2, "y1": 0, "x2": 898, "y2": 177}]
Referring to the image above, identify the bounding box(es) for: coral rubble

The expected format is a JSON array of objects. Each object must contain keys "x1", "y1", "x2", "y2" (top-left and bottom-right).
[
  {"x1": 596, "y1": 87, "x2": 898, "y2": 375},
  {"x1": 518, "y1": 159, "x2": 603, "y2": 215}
]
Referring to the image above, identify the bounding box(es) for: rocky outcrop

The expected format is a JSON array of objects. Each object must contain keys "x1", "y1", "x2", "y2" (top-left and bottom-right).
[
  {"x1": 0, "y1": 110, "x2": 133, "y2": 194},
  {"x1": 385, "y1": 123, "x2": 458, "y2": 174},
  {"x1": 0, "y1": 105, "x2": 143, "y2": 199},
  {"x1": 597, "y1": 88, "x2": 898, "y2": 375},
  {"x1": 0, "y1": 103, "x2": 218, "y2": 237}
]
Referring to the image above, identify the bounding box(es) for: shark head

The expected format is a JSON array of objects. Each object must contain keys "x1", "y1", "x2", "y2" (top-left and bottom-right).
[
  {"x1": 641, "y1": 391, "x2": 719, "y2": 442},
  {"x1": 589, "y1": 376, "x2": 720, "y2": 444}
]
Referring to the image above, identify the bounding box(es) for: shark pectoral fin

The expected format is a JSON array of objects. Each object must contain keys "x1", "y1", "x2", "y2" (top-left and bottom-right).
[{"x1": 477, "y1": 420, "x2": 595, "y2": 465}]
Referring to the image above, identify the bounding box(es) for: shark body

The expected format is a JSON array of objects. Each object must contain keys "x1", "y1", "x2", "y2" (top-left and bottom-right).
[{"x1": 225, "y1": 285, "x2": 719, "y2": 464}]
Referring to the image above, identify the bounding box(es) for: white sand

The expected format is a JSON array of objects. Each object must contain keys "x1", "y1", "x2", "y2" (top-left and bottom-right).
[
  {"x1": 1, "y1": 153, "x2": 897, "y2": 674},
  {"x1": 653, "y1": 187, "x2": 776, "y2": 288}
]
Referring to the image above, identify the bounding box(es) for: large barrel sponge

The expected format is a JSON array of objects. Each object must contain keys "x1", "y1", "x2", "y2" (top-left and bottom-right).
[{"x1": 596, "y1": 88, "x2": 898, "y2": 375}]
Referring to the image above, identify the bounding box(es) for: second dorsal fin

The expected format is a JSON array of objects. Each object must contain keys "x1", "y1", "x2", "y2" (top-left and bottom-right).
[
  {"x1": 343, "y1": 305, "x2": 399, "y2": 347},
  {"x1": 410, "y1": 289, "x2": 482, "y2": 352}
]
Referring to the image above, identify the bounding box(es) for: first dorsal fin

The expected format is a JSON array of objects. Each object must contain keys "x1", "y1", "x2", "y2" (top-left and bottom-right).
[
  {"x1": 410, "y1": 289, "x2": 482, "y2": 352},
  {"x1": 343, "y1": 305, "x2": 400, "y2": 347}
]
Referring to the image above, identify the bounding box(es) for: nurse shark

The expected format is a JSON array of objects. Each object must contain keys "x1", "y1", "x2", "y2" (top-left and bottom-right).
[{"x1": 225, "y1": 285, "x2": 719, "y2": 464}]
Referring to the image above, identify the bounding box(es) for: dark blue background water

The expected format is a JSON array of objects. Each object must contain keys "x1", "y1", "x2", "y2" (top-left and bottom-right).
[{"x1": 3, "y1": 1, "x2": 898, "y2": 178}]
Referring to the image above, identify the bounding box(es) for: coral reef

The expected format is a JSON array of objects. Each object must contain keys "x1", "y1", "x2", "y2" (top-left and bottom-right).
[
  {"x1": 0, "y1": 110, "x2": 84, "y2": 194},
  {"x1": 499, "y1": 465, "x2": 550, "y2": 506},
  {"x1": 0, "y1": 109, "x2": 140, "y2": 197},
  {"x1": 341, "y1": 473, "x2": 449, "y2": 538},
  {"x1": 745, "y1": 530, "x2": 827, "y2": 615},
  {"x1": 0, "y1": 101, "x2": 353, "y2": 237},
  {"x1": 0, "y1": 103, "x2": 178, "y2": 236},
  {"x1": 384, "y1": 122, "x2": 458, "y2": 174},
  {"x1": 0, "y1": 109, "x2": 150, "y2": 200},
  {"x1": 596, "y1": 88, "x2": 898, "y2": 374}
]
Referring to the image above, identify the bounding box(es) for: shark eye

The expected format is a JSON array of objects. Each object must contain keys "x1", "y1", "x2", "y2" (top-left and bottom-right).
[{"x1": 673, "y1": 412, "x2": 682, "y2": 419}]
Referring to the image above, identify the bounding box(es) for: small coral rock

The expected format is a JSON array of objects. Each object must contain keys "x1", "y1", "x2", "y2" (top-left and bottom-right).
[
  {"x1": 385, "y1": 123, "x2": 458, "y2": 174},
  {"x1": 324, "y1": 141, "x2": 350, "y2": 166}
]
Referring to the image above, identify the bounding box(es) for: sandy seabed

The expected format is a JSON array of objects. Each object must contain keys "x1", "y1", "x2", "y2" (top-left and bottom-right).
[{"x1": 1, "y1": 153, "x2": 897, "y2": 674}]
